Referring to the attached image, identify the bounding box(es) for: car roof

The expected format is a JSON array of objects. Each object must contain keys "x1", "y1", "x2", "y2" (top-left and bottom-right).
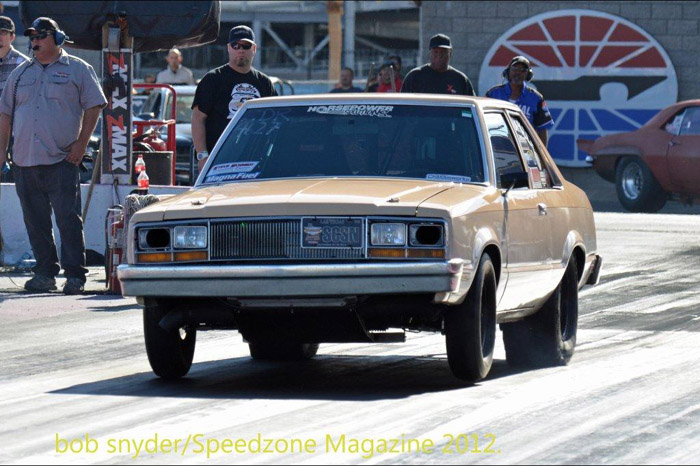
[
  {"x1": 156, "y1": 85, "x2": 196, "y2": 96},
  {"x1": 643, "y1": 99, "x2": 700, "y2": 129},
  {"x1": 242, "y1": 93, "x2": 520, "y2": 112}
]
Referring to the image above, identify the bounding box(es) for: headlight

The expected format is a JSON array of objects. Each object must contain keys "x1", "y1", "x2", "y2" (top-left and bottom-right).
[
  {"x1": 370, "y1": 223, "x2": 406, "y2": 246},
  {"x1": 409, "y1": 224, "x2": 444, "y2": 246},
  {"x1": 173, "y1": 226, "x2": 207, "y2": 249},
  {"x1": 138, "y1": 228, "x2": 170, "y2": 249}
]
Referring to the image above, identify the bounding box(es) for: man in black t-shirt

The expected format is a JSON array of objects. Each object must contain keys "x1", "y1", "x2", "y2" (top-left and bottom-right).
[
  {"x1": 401, "y1": 34, "x2": 474, "y2": 96},
  {"x1": 191, "y1": 25, "x2": 277, "y2": 170}
]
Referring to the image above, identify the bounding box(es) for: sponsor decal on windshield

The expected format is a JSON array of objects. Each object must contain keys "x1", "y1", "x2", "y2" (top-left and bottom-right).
[
  {"x1": 210, "y1": 161, "x2": 259, "y2": 175},
  {"x1": 426, "y1": 174, "x2": 472, "y2": 183},
  {"x1": 205, "y1": 172, "x2": 261, "y2": 183},
  {"x1": 307, "y1": 105, "x2": 393, "y2": 118}
]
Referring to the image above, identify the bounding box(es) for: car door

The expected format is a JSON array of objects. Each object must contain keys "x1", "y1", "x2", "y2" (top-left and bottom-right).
[
  {"x1": 667, "y1": 105, "x2": 700, "y2": 193},
  {"x1": 507, "y1": 112, "x2": 563, "y2": 297},
  {"x1": 484, "y1": 112, "x2": 551, "y2": 311}
]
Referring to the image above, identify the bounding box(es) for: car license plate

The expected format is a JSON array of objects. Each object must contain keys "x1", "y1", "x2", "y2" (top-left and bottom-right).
[{"x1": 302, "y1": 218, "x2": 364, "y2": 248}]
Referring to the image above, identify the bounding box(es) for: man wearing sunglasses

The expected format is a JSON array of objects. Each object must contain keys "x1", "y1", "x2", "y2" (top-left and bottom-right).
[
  {"x1": 0, "y1": 17, "x2": 106, "y2": 295},
  {"x1": 192, "y1": 25, "x2": 277, "y2": 170}
]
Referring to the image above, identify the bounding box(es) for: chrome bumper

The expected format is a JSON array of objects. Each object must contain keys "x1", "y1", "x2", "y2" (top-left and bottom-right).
[{"x1": 117, "y1": 261, "x2": 465, "y2": 297}]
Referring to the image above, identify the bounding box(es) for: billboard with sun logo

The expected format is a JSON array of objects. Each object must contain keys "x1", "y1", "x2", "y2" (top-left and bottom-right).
[{"x1": 479, "y1": 9, "x2": 678, "y2": 167}]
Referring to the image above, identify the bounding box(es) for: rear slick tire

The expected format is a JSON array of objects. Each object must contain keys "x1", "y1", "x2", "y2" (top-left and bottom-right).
[
  {"x1": 144, "y1": 302, "x2": 196, "y2": 379},
  {"x1": 445, "y1": 253, "x2": 497, "y2": 382},
  {"x1": 502, "y1": 255, "x2": 579, "y2": 367}
]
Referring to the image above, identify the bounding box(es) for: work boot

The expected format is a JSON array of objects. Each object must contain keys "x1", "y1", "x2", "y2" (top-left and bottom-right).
[
  {"x1": 63, "y1": 277, "x2": 85, "y2": 295},
  {"x1": 24, "y1": 275, "x2": 57, "y2": 292}
]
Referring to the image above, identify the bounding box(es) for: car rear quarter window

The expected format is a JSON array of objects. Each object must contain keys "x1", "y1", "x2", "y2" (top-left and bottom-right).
[
  {"x1": 508, "y1": 114, "x2": 552, "y2": 189},
  {"x1": 678, "y1": 106, "x2": 700, "y2": 135},
  {"x1": 663, "y1": 109, "x2": 685, "y2": 135},
  {"x1": 484, "y1": 112, "x2": 527, "y2": 189}
]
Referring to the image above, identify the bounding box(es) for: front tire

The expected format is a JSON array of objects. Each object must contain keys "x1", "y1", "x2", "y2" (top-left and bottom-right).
[
  {"x1": 445, "y1": 253, "x2": 497, "y2": 382},
  {"x1": 144, "y1": 301, "x2": 196, "y2": 379},
  {"x1": 615, "y1": 156, "x2": 666, "y2": 213},
  {"x1": 502, "y1": 255, "x2": 579, "y2": 367}
]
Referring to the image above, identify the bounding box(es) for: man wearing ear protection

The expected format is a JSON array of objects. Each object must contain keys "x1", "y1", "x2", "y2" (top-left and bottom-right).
[
  {"x1": 0, "y1": 16, "x2": 107, "y2": 295},
  {"x1": 486, "y1": 56, "x2": 553, "y2": 146}
]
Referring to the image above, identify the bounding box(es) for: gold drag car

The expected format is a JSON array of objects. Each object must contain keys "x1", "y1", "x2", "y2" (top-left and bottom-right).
[{"x1": 118, "y1": 94, "x2": 601, "y2": 382}]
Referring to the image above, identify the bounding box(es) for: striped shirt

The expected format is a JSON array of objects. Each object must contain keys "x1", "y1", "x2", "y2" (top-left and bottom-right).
[{"x1": 0, "y1": 47, "x2": 29, "y2": 95}]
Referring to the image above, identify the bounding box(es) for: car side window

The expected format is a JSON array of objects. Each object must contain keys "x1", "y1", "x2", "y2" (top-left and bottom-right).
[
  {"x1": 508, "y1": 114, "x2": 552, "y2": 189},
  {"x1": 663, "y1": 109, "x2": 685, "y2": 135},
  {"x1": 484, "y1": 112, "x2": 527, "y2": 189},
  {"x1": 679, "y1": 106, "x2": 700, "y2": 135}
]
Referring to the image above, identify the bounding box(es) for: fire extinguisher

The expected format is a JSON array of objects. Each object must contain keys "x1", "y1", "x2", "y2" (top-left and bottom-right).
[
  {"x1": 135, "y1": 126, "x2": 167, "y2": 152},
  {"x1": 106, "y1": 206, "x2": 125, "y2": 294}
]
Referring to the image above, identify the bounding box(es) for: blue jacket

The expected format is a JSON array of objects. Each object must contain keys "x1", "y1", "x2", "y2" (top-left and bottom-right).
[{"x1": 486, "y1": 83, "x2": 554, "y2": 130}]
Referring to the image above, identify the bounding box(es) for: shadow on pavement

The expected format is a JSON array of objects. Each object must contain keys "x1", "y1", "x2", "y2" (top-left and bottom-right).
[{"x1": 50, "y1": 356, "x2": 530, "y2": 401}]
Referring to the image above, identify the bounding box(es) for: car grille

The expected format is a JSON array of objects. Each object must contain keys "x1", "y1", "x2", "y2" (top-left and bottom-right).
[{"x1": 210, "y1": 219, "x2": 365, "y2": 260}]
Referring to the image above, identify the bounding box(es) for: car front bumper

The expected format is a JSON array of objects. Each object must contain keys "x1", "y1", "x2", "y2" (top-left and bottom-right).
[{"x1": 117, "y1": 260, "x2": 466, "y2": 298}]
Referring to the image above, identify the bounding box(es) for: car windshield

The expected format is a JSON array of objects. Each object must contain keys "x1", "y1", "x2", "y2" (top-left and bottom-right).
[
  {"x1": 164, "y1": 94, "x2": 195, "y2": 124},
  {"x1": 202, "y1": 104, "x2": 484, "y2": 184}
]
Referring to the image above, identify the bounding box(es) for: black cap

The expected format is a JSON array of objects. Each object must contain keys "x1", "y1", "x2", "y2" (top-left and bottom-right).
[
  {"x1": 23, "y1": 17, "x2": 60, "y2": 36},
  {"x1": 229, "y1": 25, "x2": 255, "y2": 44},
  {"x1": 508, "y1": 56, "x2": 531, "y2": 69},
  {"x1": 0, "y1": 16, "x2": 15, "y2": 33},
  {"x1": 429, "y1": 34, "x2": 452, "y2": 49}
]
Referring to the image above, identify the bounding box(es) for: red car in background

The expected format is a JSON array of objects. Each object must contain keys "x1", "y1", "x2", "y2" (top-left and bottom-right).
[{"x1": 577, "y1": 100, "x2": 700, "y2": 212}]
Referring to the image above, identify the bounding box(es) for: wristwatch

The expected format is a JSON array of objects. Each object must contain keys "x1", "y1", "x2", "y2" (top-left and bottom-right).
[{"x1": 196, "y1": 150, "x2": 209, "y2": 161}]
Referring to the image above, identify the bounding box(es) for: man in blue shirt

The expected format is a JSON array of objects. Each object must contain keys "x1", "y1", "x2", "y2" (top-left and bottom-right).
[
  {"x1": 486, "y1": 56, "x2": 553, "y2": 146},
  {"x1": 330, "y1": 67, "x2": 362, "y2": 93}
]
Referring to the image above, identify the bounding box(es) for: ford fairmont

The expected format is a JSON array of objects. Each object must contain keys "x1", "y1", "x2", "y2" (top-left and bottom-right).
[{"x1": 118, "y1": 94, "x2": 602, "y2": 383}]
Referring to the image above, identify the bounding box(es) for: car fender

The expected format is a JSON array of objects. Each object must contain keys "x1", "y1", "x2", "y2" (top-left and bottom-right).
[
  {"x1": 561, "y1": 230, "x2": 586, "y2": 287},
  {"x1": 593, "y1": 146, "x2": 643, "y2": 182},
  {"x1": 440, "y1": 225, "x2": 501, "y2": 306}
]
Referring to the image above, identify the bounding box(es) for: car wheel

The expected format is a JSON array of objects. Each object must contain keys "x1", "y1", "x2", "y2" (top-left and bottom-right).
[
  {"x1": 248, "y1": 340, "x2": 319, "y2": 361},
  {"x1": 143, "y1": 301, "x2": 196, "y2": 379},
  {"x1": 502, "y1": 255, "x2": 578, "y2": 367},
  {"x1": 615, "y1": 156, "x2": 666, "y2": 213},
  {"x1": 444, "y1": 253, "x2": 497, "y2": 382}
]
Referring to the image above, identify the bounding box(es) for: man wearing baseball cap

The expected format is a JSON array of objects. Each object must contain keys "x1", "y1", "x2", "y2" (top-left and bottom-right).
[
  {"x1": 0, "y1": 16, "x2": 28, "y2": 98},
  {"x1": 401, "y1": 33, "x2": 474, "y2": 95},
  {"x1": 191, "y1": 25, "x2": 277, "y2": 170},
  {"x1": 0, "y1": 16, "x2": 107, "y2": 294},
  {"x1": 486, "y1": 55, "x2": 553, "y2": 145}
]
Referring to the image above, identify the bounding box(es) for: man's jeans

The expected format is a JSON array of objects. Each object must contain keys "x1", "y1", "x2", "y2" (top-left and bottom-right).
[{"x1": 14, "y1": 161, "x2": 87, "y2": 281}]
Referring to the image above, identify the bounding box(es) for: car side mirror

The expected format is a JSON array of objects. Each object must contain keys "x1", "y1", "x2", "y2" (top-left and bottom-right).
[{"x1": 500, "y1": 171, "x2": 530, "y2": 192}]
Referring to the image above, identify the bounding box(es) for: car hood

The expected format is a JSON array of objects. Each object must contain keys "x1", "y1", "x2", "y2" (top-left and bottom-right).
[{"x1": 132, "y1": 178, "x2": 491, "y2": 222}]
